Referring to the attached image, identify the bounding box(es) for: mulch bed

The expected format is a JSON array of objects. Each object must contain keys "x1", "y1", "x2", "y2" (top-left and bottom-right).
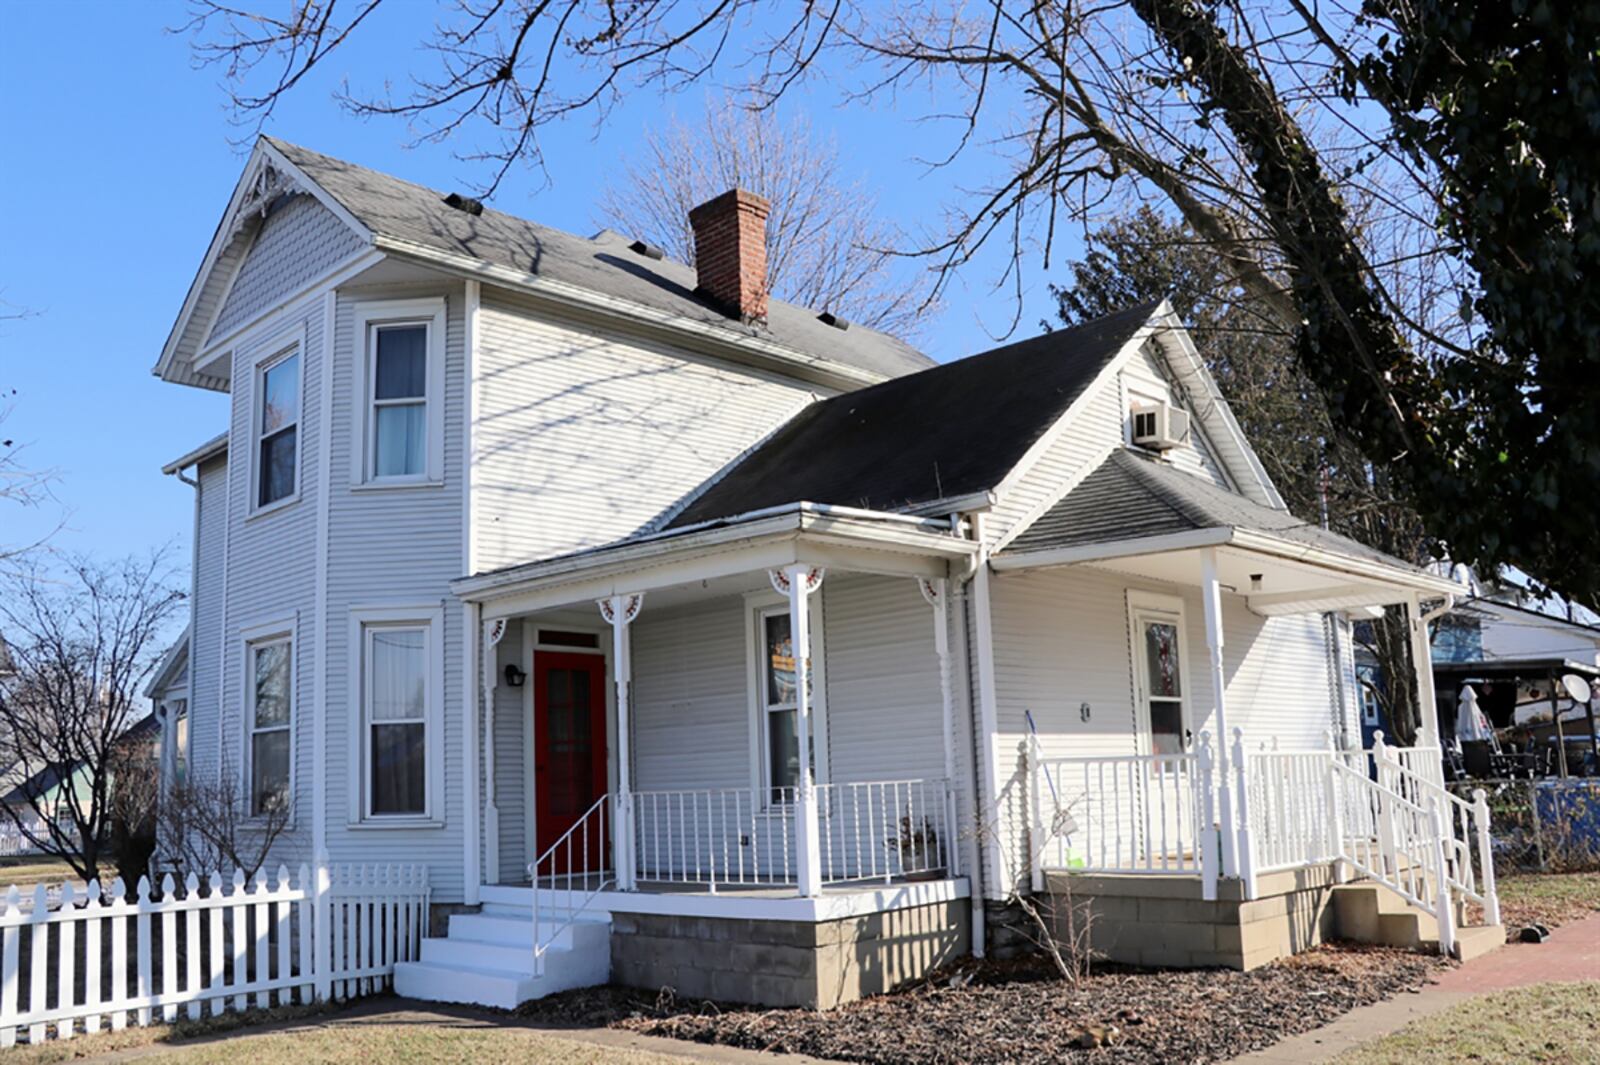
[{"x1": 518, "y1": 942, "x2": 1445, "y2": 1064}]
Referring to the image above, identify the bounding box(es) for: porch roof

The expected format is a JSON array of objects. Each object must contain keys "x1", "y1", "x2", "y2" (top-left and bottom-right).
[
  {"x1": 452, "y1": 502, "x2": 978, "y2": 618},
  {"x1": 995, "y1": 449, "x2": 1463, "y2": 615}
]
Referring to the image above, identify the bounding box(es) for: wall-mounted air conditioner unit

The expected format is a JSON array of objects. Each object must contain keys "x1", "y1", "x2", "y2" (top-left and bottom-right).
[{"x1": 1131, "y1": 401, "x2": 1191, "y2": 451}]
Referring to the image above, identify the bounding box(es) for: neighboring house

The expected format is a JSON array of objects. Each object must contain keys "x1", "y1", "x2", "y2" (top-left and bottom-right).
[
  {"x1": 146, "y1": 628, "x2": 191, "y2": 790},
  {"x1": 153, "y1": 138, "x2": 1475, "y2": 1011},
  {"x1": 1430, "y1": 596, "x2": 1600, "y2": 772}
]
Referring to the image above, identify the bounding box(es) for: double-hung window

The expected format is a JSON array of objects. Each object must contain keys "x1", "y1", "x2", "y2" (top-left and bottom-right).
[
  {"x1": 248, "y1": 637, "x2": 292, "y2": 815},
  {"x1": 365, "y1": 625, "x2": 429, "y2": 816},
  {"x1": 355, "y1": 299, "x2": 445, "y2": 486},
  {"x1": 255, "y1": 348, "x2": 300, "y2": 508},
  {"x1": 753, "y1": 604, "x2": 825, "y2": 803},
  {"x1": 171, "y1": 699, "x2": 189, "y2": 787},
  {"x1": 352, "y1": 607, "x2": 441, "y2": 823}
]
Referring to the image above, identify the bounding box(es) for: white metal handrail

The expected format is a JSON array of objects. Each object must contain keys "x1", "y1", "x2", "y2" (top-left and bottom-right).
[
  {"x1": 815, "y1": 779, "x2": 956, "y2": 885},
  {"x1": 527, "y1": 794, "x2": 613, "y2": 977}
]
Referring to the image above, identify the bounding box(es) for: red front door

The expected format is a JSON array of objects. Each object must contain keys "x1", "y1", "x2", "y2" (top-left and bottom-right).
[{"x1": 534, "y1": 652, "x2": 609, "y2": 876}]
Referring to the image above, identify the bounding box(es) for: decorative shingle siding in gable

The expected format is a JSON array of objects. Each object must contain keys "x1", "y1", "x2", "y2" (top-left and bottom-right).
[
  {"x1": 472, "y1": 290, "x2": 822, "y2": 572},
  {"x1": 209, "y1": 195, "x2": 365, "y2": 343}
]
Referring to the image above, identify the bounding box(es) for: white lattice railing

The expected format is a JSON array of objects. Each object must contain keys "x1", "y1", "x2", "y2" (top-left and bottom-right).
[{"x1": 0, "y1": 860, "x2": 429, "y2": 1047}]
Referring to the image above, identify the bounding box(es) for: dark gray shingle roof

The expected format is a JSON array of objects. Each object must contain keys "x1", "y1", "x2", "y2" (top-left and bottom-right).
[
  {"x1": 267, "y1": 138, "x2": 933, "y2": 381},
  {"x1": 1004, "y1": 448, "x2": 1419, "y2": 570},
  {"x1": 666, "y1": 302, "x2": 1159, "y2": 526}
]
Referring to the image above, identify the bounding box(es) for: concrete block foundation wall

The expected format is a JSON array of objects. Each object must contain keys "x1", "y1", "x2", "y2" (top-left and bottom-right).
[
  {"x1": 1045, "y1": 865, "x2": 1342, "y2": 970},
  {"x1": 610, "y1": 899, "x2": 970, "y2": 1009}
]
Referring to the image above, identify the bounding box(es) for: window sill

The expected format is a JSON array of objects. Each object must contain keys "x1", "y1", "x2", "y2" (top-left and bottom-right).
[
  {"x1": 246, "y1": 493, "x2": 302, "y2": 521},
  {"x1": 349, "y1": 479, "x2": 445, "y2": 494},
  {"x1": 346, "y1": 817, "x2": 444, "y2": 831}
]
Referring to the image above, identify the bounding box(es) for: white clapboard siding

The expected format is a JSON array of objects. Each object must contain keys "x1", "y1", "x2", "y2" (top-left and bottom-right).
[
  {"x1": 473, "y1": 291, "x2": 822, "y2": 571},
  {"x1": 985, "y1": 565, "x2": 1338, "y2": 894},
  {"x1": 987, "y1": 380, "x2": 1125, "y2": 544},
  {"x1": 209, "y1": 195, "x2": 366, "y2": 343},
  {"x1": 493, "y1": 620, "x2": 528, "y2": 884},
  {"x1": 188, "y1": 453, "x2": 228, "y2": 786},
  {"x1": 1118, "y1": 341, "x2": 1233, "y2": 489},
  {"x1": 324, "y1": 282, "x2": 468, "y2": 899},
  {"x1": 0, "y1": 863, "x2": 427, "y2": 1047}
]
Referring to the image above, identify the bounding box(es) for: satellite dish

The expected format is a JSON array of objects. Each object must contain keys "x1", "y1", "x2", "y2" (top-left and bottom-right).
[{"x1": 1561, "y1": 673, "x2": 1592, "y2": 705}]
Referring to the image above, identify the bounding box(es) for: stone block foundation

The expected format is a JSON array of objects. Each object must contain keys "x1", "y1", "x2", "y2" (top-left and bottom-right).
[
  {"x1": 1043, "y1": 864, "x2": 1342, "y2": 970},
  {"x1": 610, "y1": 899, "x2": 970, "y2": 1008}
]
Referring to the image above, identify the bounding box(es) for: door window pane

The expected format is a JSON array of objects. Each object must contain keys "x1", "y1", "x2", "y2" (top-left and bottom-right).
[
  {"x1": 545, "y1": 667, "x2": 594, "y2": 817},
  {"x1": 1144, "y1": 622, "x2": 1181, "y2": 697},
  {"x1": 1150, "y1": 700, "x2": 1184, "y2": 755}
]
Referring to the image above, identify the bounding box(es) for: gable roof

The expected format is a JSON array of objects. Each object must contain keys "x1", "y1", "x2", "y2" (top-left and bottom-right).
[
  {"x1": 274, "y1": 139, "x2": 931, "y2": 380},
  {"x1": 1004, "y1": 447, "x2": 1417, "y2": 570},
  {"x1": 665, "y1": 302, "x2": 1160, "y2": 527}
]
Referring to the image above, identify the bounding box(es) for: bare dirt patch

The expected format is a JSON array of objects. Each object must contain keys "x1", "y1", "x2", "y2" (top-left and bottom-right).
[{"x1": 518, "y1": 943, "x2": 1445, "y2": 1064}]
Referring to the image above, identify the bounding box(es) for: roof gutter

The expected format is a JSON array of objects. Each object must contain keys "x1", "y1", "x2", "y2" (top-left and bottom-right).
[
  {"x1": 452, "y1": 502, "x2": 976, "y2": 600},
  {"x1": 993, "y1": 525, "x2": 1467, "y2": 597},
  {"x1": 372, "y1": 235, "x2": 893, "y2": 393}
]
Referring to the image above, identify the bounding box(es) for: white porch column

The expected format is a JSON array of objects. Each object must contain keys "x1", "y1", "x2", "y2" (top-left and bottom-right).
[
  {"x1": 774, "y1": 565, "x2": 825, "y2": 897},
  {"x1": 920, "y1": 577, "x2": 960, "y2": 879},
  {"x1": 481, "y1": 617, "x2": 509, "y2": 886},
  {"x1": 1408, "y1": 592, "x2": 1441, "y2": 749},
  {"x1": 1199, "y1": 548, "x2": 1239, "y2": 879},
  {"x1": 599, "y1": 593, "x2": 644, "y2": 890}
]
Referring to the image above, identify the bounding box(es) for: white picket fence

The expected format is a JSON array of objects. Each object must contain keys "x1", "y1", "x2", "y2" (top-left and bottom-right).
[{"x1": 0, "y1": 858, "x2": 429, "y2": 1047}]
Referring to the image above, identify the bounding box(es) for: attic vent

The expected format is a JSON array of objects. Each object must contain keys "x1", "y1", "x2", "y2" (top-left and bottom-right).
[
  {"x1": 443, "y1": 192, "x2": 484, "y2": 216},
  {"x1": 818, "y1": 311, "x2": 851, "y2": 331},
  {"x1": 1131, "y1": 401, "x2": 1191, "y2": 451},
  {"x1": 628, "y1": 239, "x2": 665, "y2": 260}
]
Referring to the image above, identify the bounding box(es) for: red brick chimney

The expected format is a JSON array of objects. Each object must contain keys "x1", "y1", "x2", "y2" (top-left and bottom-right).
[{"x1": 688, "y1": 188, "x2": 771, "y2": 323}]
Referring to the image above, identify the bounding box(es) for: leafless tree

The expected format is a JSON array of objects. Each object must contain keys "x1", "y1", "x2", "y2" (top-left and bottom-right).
[
  {"x1": 597, "y1": 99, "x2": 928, "y2": 336},
  {"x1": 0, "y1": 552, "x2": 185, "y2": 881},
  {"x1": 1, "y1": 297, "x2": 59, "y2": 561},
  {"x1": 159, "y1": 767, "x2": 293, "y2": 882}
]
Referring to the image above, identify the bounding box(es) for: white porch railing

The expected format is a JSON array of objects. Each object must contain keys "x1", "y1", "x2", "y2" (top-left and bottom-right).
[
  {"x1": 1030, "y1": 744, "x2": 1218, "y2": 890},
  {"x1": 0, "y1": 859, "x2": 428, "y2": 1047},
  {"x1": 817, "y1": 779, "x2": 957, "y2": 885},
  {"x1": 1030, "y1": 731, "x2": 1498, "y2": 954}
]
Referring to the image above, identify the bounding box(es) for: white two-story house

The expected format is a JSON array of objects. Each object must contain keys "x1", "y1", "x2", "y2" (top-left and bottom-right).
[{"x1": 153, "y1": 137, "x2": 1488, "y2": 1012}]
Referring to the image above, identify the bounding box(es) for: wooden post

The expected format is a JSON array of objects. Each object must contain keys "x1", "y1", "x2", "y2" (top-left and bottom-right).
[
  {"x1": 1231, "y1": 729, "x2": 1257, "y2": 899},
  {"x1": 781, "y1": 565, "x2": 824, "y2": 898},
  {"x1": 1197, "y1": 732, "x2": 1218, "y2": 901},
  {"x1": 599, "y1": 594, "x2": 643, "y2": 891},
  {"x1": 1549, "y1": 669, "x2": 1570, "y2": 779},
  {"x1": 1409, "y1": 593, "x2": 1441, "y2": 749},
  {"x1": 1472, "y1": 789, "x2": 1500, "y2": 926},
  {"x1": 1429, "y1": 798, "x2": 1457, "y2": 957},
  {"x1": 1325, "y1": 729, "x2": 1347, "y2": 882}
]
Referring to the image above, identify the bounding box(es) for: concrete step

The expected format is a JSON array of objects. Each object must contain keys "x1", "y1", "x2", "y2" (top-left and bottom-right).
[
  {"x1": 397, "y1": 904, "x2": 613, "y2": 1009},
  {"x1": 394, "y1": 959, "x2": 540, "y2": 1010},
  {"x1": 1451, "y1": 923, "x2": 1506, "y2": 963},
  {"x1": 445, "y1": 910, "x2": 606, "y2": 949}
]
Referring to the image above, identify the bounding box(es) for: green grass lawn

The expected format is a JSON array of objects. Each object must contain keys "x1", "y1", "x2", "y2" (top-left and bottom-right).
[
  {"x1": 1495, "y1": 871, "x2": 1600, "y2": 931},
  {"x1": 1335, "y1": 982, "x2": 1600, "y2": 1064}
]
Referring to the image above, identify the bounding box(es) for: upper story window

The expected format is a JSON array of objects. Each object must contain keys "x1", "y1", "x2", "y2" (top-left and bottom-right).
[
  {"x1": 354, "y1": 298, "x2": 446, "y2": 487},
  {"x1": 255, "y1": 347, "x2": 301, "y2": 509}
]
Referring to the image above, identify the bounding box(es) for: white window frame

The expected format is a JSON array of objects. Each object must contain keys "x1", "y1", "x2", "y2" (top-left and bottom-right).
[
  {"x1": 247, "y1": 324, "x2": 307, "y2": 516},
  {"x1": 240, "y1": 618, "x2": 297, "y2": 819},
  {"x1": 347, "y1": 604, "x2": 446, "y2": 827},
  {"x1": 351, "y1": 298, "x2": 446, "y2": 489},
  {"x1": 1125, "y1": 590, "x2": 1193, "y2": 758},
  {"x1": 170, "y1": 698, "x2": 189, "y2": 788},
  {"x1": 745, "y1": 593, "x2": 829, "y2": 807}
]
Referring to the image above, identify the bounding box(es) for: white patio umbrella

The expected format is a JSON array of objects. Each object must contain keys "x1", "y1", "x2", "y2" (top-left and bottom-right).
[{"x1": 1455, "y1": 684, "x2": 1494, "y2": 743}]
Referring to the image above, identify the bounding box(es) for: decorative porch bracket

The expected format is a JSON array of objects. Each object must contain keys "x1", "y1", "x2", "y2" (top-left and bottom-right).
[
  {"x1": 482, "y1": 617, "x2": 509, "y2": 885},
  {"x1": 599, "y1": 593, "x2": 644, "y2": 890},
  {"x1": 771, "y1": 565, "x2": 825, "y2": 897}
]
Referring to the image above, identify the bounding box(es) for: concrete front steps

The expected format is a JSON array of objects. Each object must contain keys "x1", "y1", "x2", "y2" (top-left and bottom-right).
[
  {"x1": 394, "y1": 894, "x2": 611, "y2": 1009},
  {"x1": 1331, "y1": 881, "x2": 1503, "y2": 962}
]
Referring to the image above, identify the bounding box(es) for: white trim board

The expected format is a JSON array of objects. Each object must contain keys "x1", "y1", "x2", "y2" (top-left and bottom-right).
[{"x1": 479, "y1": 876, "x2": 969, "y2": 923}]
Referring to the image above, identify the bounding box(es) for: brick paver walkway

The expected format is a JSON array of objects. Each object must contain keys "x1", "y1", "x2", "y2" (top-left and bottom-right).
[{"x1": 1230, "y1": 912, "x2": 1600, "y2": 1064}]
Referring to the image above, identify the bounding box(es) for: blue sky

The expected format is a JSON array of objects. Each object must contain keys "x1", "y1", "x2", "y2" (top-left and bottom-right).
[{"x1": 0, "y1": 1, "x2": 1076, "y2": 569}]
